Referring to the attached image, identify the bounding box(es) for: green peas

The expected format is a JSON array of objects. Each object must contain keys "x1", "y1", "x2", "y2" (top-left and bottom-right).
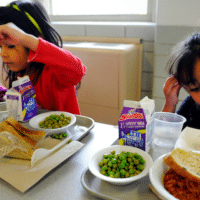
[
  {"x1": 108, "y1": 161, "x2": 112, "y2": 167},
  {"x1": 99, "y1": 162, "x2": 104, "y2": 167},
  {"x1": 100, "y1": 170, "x2": 106, "y2": 175},
  {"x1": 51, "y1": 132, "x2": 68, "y2": 140},
  {"x1": 39, "y1": 113, "x2": 71, "y2": 129},
  {"x1": 129, "y1": 169, "x2": 135, "y2": 174},
  {"x1": 120, "y1": 169, "x2": 126, "y2": 176},
  {"x1": 98, "y1": 150, "x2": 145, "y2": 179},
  {"x1": 134, "y1": 159, "x2": 140, "y2": 165},
  {"x1": 111, "y1": 158, "x2": 117, "y2": 164},
  {"x1": 111, "y1": 150, "x2": 115, "y2": 155},
  {"x1": 101, "y1": 166, "x2": 107, "y2": 171},
  {"x1": 137, "y1": 164, "x2": 145, "y2": 171}
]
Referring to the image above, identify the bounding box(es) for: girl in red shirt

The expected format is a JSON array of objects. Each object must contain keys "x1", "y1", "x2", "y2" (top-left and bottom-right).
[{"x1": 0, "y1": 1, "x2": 86, "y2": 115}]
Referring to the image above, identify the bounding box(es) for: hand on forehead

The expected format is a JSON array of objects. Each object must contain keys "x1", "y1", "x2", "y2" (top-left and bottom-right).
[{"x1": 0, "y1": 23, "x2": 25, "y2": 46}]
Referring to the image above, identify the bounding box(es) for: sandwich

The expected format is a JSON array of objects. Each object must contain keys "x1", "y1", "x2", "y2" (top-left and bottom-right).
[
  {"x1": 163, "y1": 148, "x2": 200, "y2": 200},
  {"x1": 0, "y1": 116, "x2": 46, "y2": 160},
  {"x1": 164, "y1": 148, "x2": 200, "y2": 183}
]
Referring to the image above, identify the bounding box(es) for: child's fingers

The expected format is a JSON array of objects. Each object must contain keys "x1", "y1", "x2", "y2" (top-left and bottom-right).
[
  {"x1": 163, "y1": 75, "x2": 182, "y2": 96},
  {"x1": 165, "y1": 75, "x2": 181, "y2": 88}
]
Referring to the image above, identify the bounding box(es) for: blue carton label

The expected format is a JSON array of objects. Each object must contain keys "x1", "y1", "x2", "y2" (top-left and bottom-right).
[
  {"x1": 118, "y1": 107, "x2": 147, "y2": 151},
  {"x1": 13, "y1": 79, "x2": 37, "y2": 121}
]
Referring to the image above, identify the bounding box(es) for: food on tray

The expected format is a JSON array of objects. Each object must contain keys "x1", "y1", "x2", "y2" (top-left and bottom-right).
[
  {"x1": 51, "y1": 132, "x2": 68, "y2": 139},
  {"x1": 0, "y1": 117, "x2": 46, "y2": 160},
  {"x1": 99, "y1": 150, "x2": 145, "y2": 178},
  {"x1": 163, "y1": 148, "x2": 200, "y2": 200},
  {"x1": 39, "y1": 114, "x2": 71, "y2": 129}
]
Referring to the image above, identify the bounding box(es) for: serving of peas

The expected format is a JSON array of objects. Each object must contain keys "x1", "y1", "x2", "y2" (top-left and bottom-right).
[
  {"x1": 51, "y1": 132, "x2": 68, "y2": 139},
  {"x1": 99, "y1": 150, "x2": 145, "y2": 178},
  {"x1": 39, "y1": 114, "x2": 71, "y2": 129}
]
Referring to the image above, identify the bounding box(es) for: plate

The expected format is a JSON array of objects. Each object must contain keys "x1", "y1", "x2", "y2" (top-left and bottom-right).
[
  {"x1": 29, "y1": 111, "x2": 76, "y2": 135},
  {"x1": 89, "y1": 145, "x2": 153, "y2": 185},
  {"x1": 149, "y1": 154, "x2": 178, "y2": 200}
]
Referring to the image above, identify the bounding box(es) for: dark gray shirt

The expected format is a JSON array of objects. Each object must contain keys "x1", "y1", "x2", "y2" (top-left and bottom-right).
[{"x1": 177, "y1": 95, "x2": 200, "y2": 129}]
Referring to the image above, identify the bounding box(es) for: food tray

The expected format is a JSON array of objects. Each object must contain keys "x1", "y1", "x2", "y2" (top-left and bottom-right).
[
  {"x1": 22, "y1": 109, "x2": 95, "y2": 141},
  {"x1": 67, "y1": 115, "x2": 95, "y2": 141},
  {"x1": 81, "y1": 139, "x2": 159, "y2": 200},
  {"x1": 81, "y1": 168, "x2": 159, "y2": 200}
]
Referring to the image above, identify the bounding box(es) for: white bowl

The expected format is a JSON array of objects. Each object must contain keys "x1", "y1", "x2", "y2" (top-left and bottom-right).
[
  {"x1": 149, "y1": 154, "x2": 178, "y2": 200},
  {"x1": 89, "y1": 145, "x2": 153, "y2": 185},
  {"x1": 29, "y1": 111, "x2": 76, "y2": 135}
]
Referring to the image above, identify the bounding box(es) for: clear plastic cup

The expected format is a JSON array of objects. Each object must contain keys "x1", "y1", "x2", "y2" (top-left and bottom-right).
[
  {"x1": 0, "y1": 102, "x2": 18, "y2": 122},
  {"x1": 147, "y1": 112, "x2": 186, "y2": 148}
]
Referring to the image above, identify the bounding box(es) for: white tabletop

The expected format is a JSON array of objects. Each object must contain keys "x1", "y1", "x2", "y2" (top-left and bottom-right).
[{"x1": 0, "y1": 119, "x2": 173, "y2": 200}]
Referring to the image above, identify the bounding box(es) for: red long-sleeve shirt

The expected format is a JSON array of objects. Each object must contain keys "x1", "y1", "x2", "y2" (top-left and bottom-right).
[{"x1": 28, "y1": 38, "x2": 86, "y2": 115}]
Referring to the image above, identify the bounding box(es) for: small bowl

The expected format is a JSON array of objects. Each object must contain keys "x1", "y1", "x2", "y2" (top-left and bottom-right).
[
  {"x1": 149, "y1": 154, "x2": 178, "y2": 200},
  {"x1": 29, "y1": 111, "x2": 76, "y2": 135},
  {"x1": 89, "y1": 145, "x2": 153, "y2": 185}
]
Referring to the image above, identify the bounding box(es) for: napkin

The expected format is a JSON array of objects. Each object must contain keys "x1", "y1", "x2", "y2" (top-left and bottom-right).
[
  {"x1": 175, "y1": 126, "x2": 200, "y2": 152},
  {"x1": 0, "y1": 138, "x2": 84, "y2": 192}
]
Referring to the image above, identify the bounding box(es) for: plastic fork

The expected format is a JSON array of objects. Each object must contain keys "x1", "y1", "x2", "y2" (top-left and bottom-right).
[{"x1": 31, "y1": 135, "x2": 72, "y2": 168}]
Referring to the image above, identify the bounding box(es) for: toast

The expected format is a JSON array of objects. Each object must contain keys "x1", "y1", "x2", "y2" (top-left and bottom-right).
[
  {"x1": 0, "y1": 117, "x2": 46, "y2": 160},
  {"x1": 164, "y1": 148, "x2": 200, "y2": 183}
]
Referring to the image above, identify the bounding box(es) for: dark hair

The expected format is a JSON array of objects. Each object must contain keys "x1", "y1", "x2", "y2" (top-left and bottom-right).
[
  {"x1": 167, "y1": 32, "x2": 200, "y2": 86},
  {"x1": 0, "y1": 0, "x2": 63, "y2": 88}
]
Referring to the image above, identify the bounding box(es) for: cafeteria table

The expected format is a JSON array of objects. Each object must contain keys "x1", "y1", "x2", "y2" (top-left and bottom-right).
[{"x1": 0, "y1": 120, "x2": 170, "y2": 200}]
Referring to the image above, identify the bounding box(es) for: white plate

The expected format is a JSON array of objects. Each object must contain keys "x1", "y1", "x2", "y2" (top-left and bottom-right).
[
  {"x1": 89, "y1": 145, "x2": 153, "y2": 185},
  {"x1": 29, "y1": 111, "x2": 76, "y2": 135},
  {"x1": 149, "y1": 154, "x2": 178, "y2": 200}
]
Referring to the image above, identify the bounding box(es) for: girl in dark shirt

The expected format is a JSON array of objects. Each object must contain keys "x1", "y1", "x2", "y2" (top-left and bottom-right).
[{"x1": 162, "y1": 32, "x2": 200, "y2": 129}]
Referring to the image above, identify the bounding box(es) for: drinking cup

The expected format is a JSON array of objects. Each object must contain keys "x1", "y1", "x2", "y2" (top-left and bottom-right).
[
  {"x1": 147, "y1": 112, "x2": 186, "y2": 148},
  {"x1": 0, "y1": 102, "x2": 18, "y2": 122}
]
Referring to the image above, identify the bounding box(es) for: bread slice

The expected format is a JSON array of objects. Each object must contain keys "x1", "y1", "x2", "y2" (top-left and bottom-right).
[
  {"x1": 164, "y1": 148, "x2": 200, "y2": 183},
  {"x1": 0, "y1": 117, "x2": 46, "y2": 160},
  {"x1": 5, "y1": 117, "x2": 46, "y2": 146}
]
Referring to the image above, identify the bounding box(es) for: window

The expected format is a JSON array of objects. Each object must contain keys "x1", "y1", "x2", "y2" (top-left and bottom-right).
[
  {"x1": 0, "y1": 0, "x2": 12, "y2": 6},
  {"x1": 46, "y1": 0, "x2": 154, "y2": 22},
  {"x1": 0, "y1": 0, "x2": 155, "y2": 22}
]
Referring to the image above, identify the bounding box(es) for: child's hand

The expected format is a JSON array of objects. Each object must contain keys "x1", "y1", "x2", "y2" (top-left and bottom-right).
[
  {"x1": 0, "y1": 23, "x2": 26, "y2": 46},
  {"x1": 162, "y1": 75, "x2": 182, "y2": 112},
  {"x1": 0, "y1": 23, "x2": 39, "y2": 52}
]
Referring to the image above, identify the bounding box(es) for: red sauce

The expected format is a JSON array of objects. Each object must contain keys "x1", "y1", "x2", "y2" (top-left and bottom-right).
[{"x1": 164, "y1": 169, "x2": 200, "y2": 200}]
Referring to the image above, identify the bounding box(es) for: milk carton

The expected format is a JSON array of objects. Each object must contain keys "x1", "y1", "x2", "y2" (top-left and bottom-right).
[
  {"x1": 118, "y1": 97, "x2": 155, "y2": 152},
  {"x1": 6, "y1": 76, "x2": 37, "y2": 122}
]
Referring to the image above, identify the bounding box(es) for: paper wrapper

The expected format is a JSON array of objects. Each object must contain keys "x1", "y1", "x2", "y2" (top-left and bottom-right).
[
  {"x1": 175, "y1": 126, "x2": 200, "y2": 152},
  {"x1": 0, "y1": 137, "x2": 84, "y2": 193}
]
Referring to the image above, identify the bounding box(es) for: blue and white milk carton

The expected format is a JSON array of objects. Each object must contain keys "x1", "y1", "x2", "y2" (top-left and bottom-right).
[
  {"x1": 118, "y1": 97, "x2": 155, "y2": 152},
  {"x1": 6, "y1": 76, "x2": 37, "y2": 122}
]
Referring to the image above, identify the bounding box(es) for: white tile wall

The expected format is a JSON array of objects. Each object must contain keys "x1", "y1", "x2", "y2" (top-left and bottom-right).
[
  {"x1": 154, "y1": 55, "x2": 169, "y2": 78},
  {"x1": 152, "y1": 25, "x2": 200, "y2": 111},
  {"x1": 142, "y1": 51, "x2": 154, "y2": 72},
  {"x1": 86, "y1": 24, "x2": 125, "y2": 37},
  {"x1": 141, "y1": 72, "x2": 153, "y2": 91}
]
